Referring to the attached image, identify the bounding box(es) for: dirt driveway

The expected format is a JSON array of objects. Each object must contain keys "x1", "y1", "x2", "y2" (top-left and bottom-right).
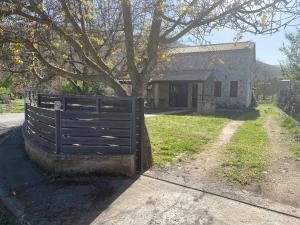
[
  {"x1": 146, "y1": 117, "x2": 300, "y2": 221},
  {"x1": 92, "y1": 118, "x2": 299, "y2": 224}
]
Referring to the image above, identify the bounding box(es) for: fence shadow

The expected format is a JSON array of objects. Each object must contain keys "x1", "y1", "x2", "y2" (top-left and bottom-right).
[{"x1": 0, "y1": 128, "x2": 140, "y2": 225}]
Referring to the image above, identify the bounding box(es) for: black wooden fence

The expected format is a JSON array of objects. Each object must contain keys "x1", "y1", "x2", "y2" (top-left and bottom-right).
[{"x1": 24, "y1": 94, "x2": 144, "y2": 171}]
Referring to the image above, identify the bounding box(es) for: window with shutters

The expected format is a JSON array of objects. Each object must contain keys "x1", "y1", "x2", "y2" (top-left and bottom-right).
[
  {"x1": 230, "y1": 81, "x2": 238, "y2": 97},
  {"x1": 214, "y1": 81, "x2": 222, "y2": 97}
]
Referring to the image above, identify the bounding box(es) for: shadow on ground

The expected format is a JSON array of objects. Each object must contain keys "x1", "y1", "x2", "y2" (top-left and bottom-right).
[
  {"x1": 158, "y1": 108, "x2": 261, "y2": 121},
  {"x1": 0, "y1": 128, "x2": 139, "y2": 225}
]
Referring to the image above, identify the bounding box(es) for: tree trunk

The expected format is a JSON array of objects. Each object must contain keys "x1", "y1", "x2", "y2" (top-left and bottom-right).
[
  {"x1": 132, "y1": 77, "x2": 153, "y2": 172},
  {"x1": 141, "y1": 122, "x2": 153, "y2": 171}
]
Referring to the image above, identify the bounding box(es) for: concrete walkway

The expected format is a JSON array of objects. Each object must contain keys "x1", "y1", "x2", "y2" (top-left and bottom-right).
[
  {"x1": 0, "y1": 113, "x2": 24, "y2": 136},
  {"x1": 0, "y1": 128, "x2": 299, "y2": 224}
]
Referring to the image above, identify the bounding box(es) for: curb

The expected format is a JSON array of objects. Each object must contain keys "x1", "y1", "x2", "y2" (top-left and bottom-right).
[{"x1": 0, "y1": 126, "x2": 32, "y2": 225}]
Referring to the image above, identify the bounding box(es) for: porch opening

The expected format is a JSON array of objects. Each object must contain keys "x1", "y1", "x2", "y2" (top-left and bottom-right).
[{"x1": 169, "y1": 83, "x2": 188, "y2": 107}]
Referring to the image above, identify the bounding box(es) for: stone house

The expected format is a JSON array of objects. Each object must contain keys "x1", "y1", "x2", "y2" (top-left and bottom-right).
[{"x1": 148, "y1": 42, "x2": 256, "y2": 114}]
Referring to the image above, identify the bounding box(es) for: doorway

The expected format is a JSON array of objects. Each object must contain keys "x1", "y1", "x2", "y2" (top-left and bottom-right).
[{"x1": 169, "y1": 82, "x2": 188, "y2": 107}]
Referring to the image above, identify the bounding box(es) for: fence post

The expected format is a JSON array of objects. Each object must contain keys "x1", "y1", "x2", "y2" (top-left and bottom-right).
[
  {"x1": 62, "y1": 96, "x2": 67, "y2": 111},
  {"x1": 138, "y1": 98, "x2": 144, "y2": 171},
  {"x1": 130, "y1": 98, "x2": 136, "y2": 154},
  {"x1": 25, "y1": 103, "x2": 28, "y2": 132},
  {"x1": 55, "y1": 110, "x2": 61, "y2": 154}
]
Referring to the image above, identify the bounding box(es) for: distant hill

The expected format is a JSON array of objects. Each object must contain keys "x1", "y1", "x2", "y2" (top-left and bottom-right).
[{"x1": 255, "y1": 61, "x2": 282, "y2": 80}]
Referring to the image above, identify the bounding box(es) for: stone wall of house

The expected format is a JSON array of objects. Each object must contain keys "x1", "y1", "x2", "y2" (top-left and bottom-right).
[
  {"x1": 195, "y1": 49, "x2": 255, "y2": 109},
  {"x1": 150, "y1": 46, "x2": 255, "y2": 109},
  {"x1": 155, "y1": 82, "x2": 169, "y2": 108}
]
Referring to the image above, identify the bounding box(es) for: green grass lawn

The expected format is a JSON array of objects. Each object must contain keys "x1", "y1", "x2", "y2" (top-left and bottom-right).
[
  {"x1": 0, "y1": 99, "x2": 24, "y2": 113},
  {"x1": 223, "y1": 105, "x2": 271, "y2": 185},
  {"x1": 146, "y1": 113, "x2": 230, "y2": 166}
]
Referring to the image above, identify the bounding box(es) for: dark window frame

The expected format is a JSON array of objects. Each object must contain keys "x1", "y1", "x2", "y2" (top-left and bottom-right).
[
  {"x1": 230, "y1": 81, "x2": 238, "y2": 97},
  {"x1": 214, "y1": 81, "x2": 222, "y2": 97}
]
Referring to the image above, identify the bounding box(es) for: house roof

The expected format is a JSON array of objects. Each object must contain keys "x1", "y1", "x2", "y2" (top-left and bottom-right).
[
  {"x1": 151, "y1": 41, "x2": 255, "y2": 83},
  {"x1": 151, "y1": 70, "x2": 212, "y2": 82},
  {"x1": 169, "y1": 41, "x2": 254, "y2": 55}
]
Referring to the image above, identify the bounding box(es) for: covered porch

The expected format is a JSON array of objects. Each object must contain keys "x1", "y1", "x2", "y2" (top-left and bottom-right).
[
  {"x1": 149, "y1": 69, "x2": 216, "y2": 114},
  {"x1": 151, "y1": 81, "x2": 216, "y2": 114}
]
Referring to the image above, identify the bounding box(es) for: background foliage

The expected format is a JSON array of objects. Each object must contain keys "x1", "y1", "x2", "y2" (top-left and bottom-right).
[{"x1": 278, "y1": 30, "x2": 300, "y2": 122}]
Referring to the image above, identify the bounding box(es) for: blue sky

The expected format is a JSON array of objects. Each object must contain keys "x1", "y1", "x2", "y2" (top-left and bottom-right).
[
  {"x1": 182, "y1": 18, "x2": 300, "y2": 66},
  {"x1": 206, "y1": 26, "x2": 297, "y2": 65}
]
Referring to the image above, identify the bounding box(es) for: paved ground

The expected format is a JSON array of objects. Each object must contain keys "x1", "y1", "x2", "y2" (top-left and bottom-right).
[
  {"x1": 91, "y1": 176, "x2": 299, "y2": 225},
  {"x1": 0, "y1": 119, "x2": 299, "y2": 224},
  {"x1": 0, "y1": 113, "x2": 24, "y2": 136}
]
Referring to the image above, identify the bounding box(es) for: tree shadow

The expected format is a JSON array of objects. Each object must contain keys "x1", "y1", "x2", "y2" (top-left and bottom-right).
[
  {"x1": 214, "y1": 108, "x2": 260, "y2": 121},
  {"x1": 157, "y1": 108, "x2": 261, "y2": 121}
]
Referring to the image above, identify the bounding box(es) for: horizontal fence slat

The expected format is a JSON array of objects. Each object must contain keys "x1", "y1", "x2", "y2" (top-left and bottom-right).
[
  {"x1": 28, "y1": 118, "x2": 55, "y2": 133},
  {"x1": 66, "y1": 97, "x2": 96, "y2": 105},
  {"x1": 100, "y1": 101, "x2": 131, "y2": 107},
  {"x1": 62, "y1": 145, "x2": 131, "y2": 155},
  {"x1": 40, "y1": 103, "x2": 54, "y2": 109},
  {"x1": 28, "y1": 105, "x2": 55, "y2": 118},
  {"x1": 61, "y1": 111, "x2": 131, "y2": 121},
  {"x1": 61, "y1": 136, "x2": 130, "y2": 146},
  {"x1": 61, "y1": 120, "x2": 130, "y2": 129},
  {"x1": 27, "y1": 127, "x2": 55, "y2": 150},
  {"x1": 27, "y1": 121, "x2": 55, "y2": 142},
  {"x1": 66, "y1": 105, "x2": 96, "y2": 112},
  {"x1": 27, "y1": 110, "x2": 55, "y2": 126},
  {"x1": 99, "y1": 107, "x2": 130, "y2": 113},
  {"x1": 61, "y1": 128, "x2": 130, "y2": 137}
]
